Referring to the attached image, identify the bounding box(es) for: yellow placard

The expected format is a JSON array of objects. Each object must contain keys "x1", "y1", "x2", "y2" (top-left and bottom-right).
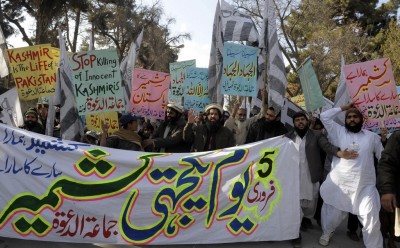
[
  {"x1": 7, "y1": 44, "x2": 59, "y2": 100},
  {"x1": 85, "y1": 111, "x2": 119, "y2": 135},
  {"x1": 291, "y1": 95, "x2": 306, "y2": 110}
]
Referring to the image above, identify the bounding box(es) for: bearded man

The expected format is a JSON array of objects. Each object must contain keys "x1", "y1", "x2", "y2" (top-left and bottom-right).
[
  {"x1": 142, "y1": 102, "x2": 189, "y2": 153},
  {"x1": 318, "y1": 102, "x2": 384, "y2": 248},
  {"x1": 285, "y1": 111, "x2": 354, "y2": 248},
  {"x1": 19, "y1": 108, "x2": 44, "y2": 134},
  {"x1": 224, "y1": 101, "x2": 264, "y2": 146},
  {"x1": 245, "y1": 106, "x2": 287, "y2": 144},
  {"x1": 183, "y1": 103, "x2": 235, "y2": 152}
]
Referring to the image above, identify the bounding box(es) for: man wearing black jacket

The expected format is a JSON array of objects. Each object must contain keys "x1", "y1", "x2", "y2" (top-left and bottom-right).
[{"x1": 245, "y1": 106, "x2": 287, "y2": 143}]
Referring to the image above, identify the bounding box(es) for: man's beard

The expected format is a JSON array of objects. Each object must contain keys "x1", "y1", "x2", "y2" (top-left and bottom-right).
[
  {"x1": 166, "y1": 115, "x2": 179, "y2": 124},
  {"x1": 237, "y1": 120, "x2": 246, "y2": 132},
  {"x1": 262, "y1": 119, "x2": 278, "y2": 130},
  {"x1": 25, "y1": 120, "x2": 36, "y2": 129},
  {"x1": 345, "y1": 122, "x2": 363, "y2": 133},
  {"x1": 294, "y1": 126, "x2": 308, "y2": 138},
  {"x1": 206, "y1": 120, "x2": 221, "y2": 133}
]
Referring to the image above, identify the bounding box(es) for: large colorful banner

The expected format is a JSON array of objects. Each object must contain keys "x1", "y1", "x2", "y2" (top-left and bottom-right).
[
  {"x1": 131, "y1": 68, "x2": 170, "y2": 119},
  {"x1": 184, "y1": 68, "x2": 211, "y2": 113},
  {"x1": 7, "y1": 44, "x2": 59, "y2": 100},
  {"x1": 169, "y1": 60, "x2": 196, "y2": 105},
  {"x1": 0, "y1": 124, "x2": 300, "y2": 245},
  {"x1": 344, "y1": 58, "x2": 400, "y2": 129},
  {"x1": 69, "y1": 48, "x2": 124, "y2": 115},
  {"x1": 221, "y1": 42, "x2": 257, "y2": 97}
]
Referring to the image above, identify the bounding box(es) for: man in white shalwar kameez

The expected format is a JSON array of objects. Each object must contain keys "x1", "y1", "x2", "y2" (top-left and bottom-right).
[{"x1": 319, "y1": 103, "x2": 384, "y2": 248}]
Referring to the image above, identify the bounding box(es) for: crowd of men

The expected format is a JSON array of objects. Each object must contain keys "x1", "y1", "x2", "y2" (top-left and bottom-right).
[{"x1": 14, "y1": 96, "x2": 400, "y2": 248}]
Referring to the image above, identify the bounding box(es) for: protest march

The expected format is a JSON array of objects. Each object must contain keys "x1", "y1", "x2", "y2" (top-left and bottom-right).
[{"x1": 0, "y1": 0, "x2": 400, "y2": 248}]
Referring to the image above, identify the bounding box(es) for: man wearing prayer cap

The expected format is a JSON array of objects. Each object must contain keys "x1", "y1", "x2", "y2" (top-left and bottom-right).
[
  {"x1": 19, "y1": 107, "x2": 44, "y2": 134},
  {"x1": 142, "y1": 102, "x2": 190, "y2": 153},
  {"x1": 285, "y1": 111, "x2": 354, "y2": 247},
  {"x1": 100, "y1": 113, "x2": 142, "y2": 151},
  {"x1": 318, "y1": 102, "x2": 384, "y2": 248},
  {"x1": 183, "y1": 103, "x2": 235, "y2": 152}
]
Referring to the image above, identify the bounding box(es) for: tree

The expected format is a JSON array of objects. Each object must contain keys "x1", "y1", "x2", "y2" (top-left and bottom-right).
[
  {"x1": 232, "y1": 0, "x2": 399, "y2": 99},
  {"x1": 89, "y1": 0, "x2": 190, "y2": 71},
  {"x1": 0, "y1": 0, "x2": 190, "y2": 73},
  {"x1": 381, "y1": 20, "x2": 400, "y2": 85}
]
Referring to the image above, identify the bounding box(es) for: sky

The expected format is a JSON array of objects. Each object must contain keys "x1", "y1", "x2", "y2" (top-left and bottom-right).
[
  {"x1": 8, "y1": 0, "x2": 390, "y2": 69},
  {"x1": 153, "y1": 0, "x2": 218, "y2": 68},
  {"x1": 8, "y1": 0, "x2": 218, "y2": 68}
]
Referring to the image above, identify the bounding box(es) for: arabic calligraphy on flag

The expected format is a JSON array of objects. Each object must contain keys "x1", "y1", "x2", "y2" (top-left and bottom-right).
[
  {"x1": 184, "y1": 68, "x2": 211, "y2": 113},
  {"x1": 221, "y1": 42, "x2": 257, "y2": 97},
  {"x1": 7, "y1": 44, "x2": 59, "y2": 100},
  {"x1": 130, "y1": 68, "x2": 170, "y2": 119},
  {"x1": 344, "y1": 58, "x2": 400, "y2": 129},
  {"x1": 69, "y1": 48, "x2": 124, "y2": 115}
]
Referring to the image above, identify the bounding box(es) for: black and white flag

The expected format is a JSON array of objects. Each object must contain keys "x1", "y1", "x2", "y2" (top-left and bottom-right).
[
  {"x1": 208, "y1": 0, "x2": 259, "y2": 105},
  {"x1": 265, "y1": 0, "x2": 287, "y2": 113},
  {"x1": 52, "y1": 30, "x2": 84, "y2": 141},
  {"x1": 220, "y1": 0, "x2": 259, "y2": 43},
  {"x1": 208, "y1": 1, "x2": 224, "y2": 105}
]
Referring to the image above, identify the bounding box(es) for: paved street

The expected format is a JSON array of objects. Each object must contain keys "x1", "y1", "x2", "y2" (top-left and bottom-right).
[{"x1": 0, "y1": 217, "x2": 388, "y2": 248}]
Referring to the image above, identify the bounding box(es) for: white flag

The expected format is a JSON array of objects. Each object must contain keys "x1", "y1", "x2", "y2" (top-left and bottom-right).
[
  {"x1": 120, "y1": 29, "x2": 144, "y2": 112},
  {"x1": 332, "y1": 55, "x2": 351, "y2": 125},
  {"x1": 0, "y1": 28, "x2": 9, "y2": 78}
]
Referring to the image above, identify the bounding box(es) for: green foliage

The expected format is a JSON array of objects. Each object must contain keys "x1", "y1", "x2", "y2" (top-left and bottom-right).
[
  {"x1": 381, "y1": 20, "x2": 400, "y2": 85},
  {"x1": 0, "y1": 0, "x2": 190, "y2": 73},
  {"x1": 234, "y1": 0, "x2": 399, "y2": 100}
]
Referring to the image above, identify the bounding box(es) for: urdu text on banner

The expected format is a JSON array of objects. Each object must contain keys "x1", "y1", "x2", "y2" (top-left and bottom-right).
[
  {"x1": 69, "y1": 48, "x2": 124, "y2": 115},
  {"x1": 130, "y1": 68, "x2": 170, "y2": 120},
  {"x1": 184, "y1": 67, "x2": 211, "y2": 113},
  {"x1": 221, "y1": 42, "x2": 257, "y2": 97},
  {"x1": 169, "y1": 60, "x2": 196, "y2": 105},
  {"x1": 7, "y1": 45, "x2": 59, "y2": 100},
  {"x1": 344, "y1": 58, "x2": 400, "y2": 129},
  {"x1": 0, "y1": 124, "x2": 299, "y2": 244}
]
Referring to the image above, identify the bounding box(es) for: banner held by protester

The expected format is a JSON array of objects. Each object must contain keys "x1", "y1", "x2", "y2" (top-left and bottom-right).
[
  {"x1": 130, "y1": 68, "x2": 170, "y2": 120},
  {"x1": 169, "y1": 59, "x2": 196, "y2": 106},
  {"x1": 69, "y1": 48, "x2": 125, "y2": 116},
  {"x1": 297, "y1": 57, "x2": 325, "y2": 112},
  {"x1": 0, "y1": 123, "x2": 299, "y2": 245},
  {"x1": 221, "y1": 42, "x2": 257, "y2": 97},
  {"x1": 344, "y1": 58, "x2": 400, "y2": 129},
  {"x1": 7, "y1": 44, "x2": 59, "y2": 100},
  {"x1": 184, "y1": 67, "x2": 211, "y2": 113}
]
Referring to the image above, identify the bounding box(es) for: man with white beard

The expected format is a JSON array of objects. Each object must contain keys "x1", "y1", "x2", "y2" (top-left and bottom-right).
[
  {"x1": 224, "y1": 101, "x2": 262, "y2": 145},
  {"x1": 224, "y1": 90, "x2": 266, "y2": 145}
]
